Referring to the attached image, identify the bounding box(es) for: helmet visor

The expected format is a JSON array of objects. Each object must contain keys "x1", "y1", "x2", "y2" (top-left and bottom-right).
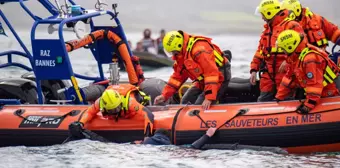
[{"x1": 254, "y1": 6, "x2": 262, "y2": 16}]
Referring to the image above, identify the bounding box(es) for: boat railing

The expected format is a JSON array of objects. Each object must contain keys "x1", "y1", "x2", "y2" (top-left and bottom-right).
[
  {"x1": 0, "y1": 50, "x2": 32, "y2": 71},
  {"x1": 30, "y1": 4, "x2": 130, "y2": 105},
  {"x1": 0, "y1": 2, "x2": 34, "y2": 72},
  {"x1": 0, "y1": 0, "x2": 132, "y2": 105}
]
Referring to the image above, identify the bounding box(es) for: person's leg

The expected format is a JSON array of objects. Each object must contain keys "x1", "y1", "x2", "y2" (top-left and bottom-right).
[
  {"x1": 214, "y1": 62, "x2": 231, "y2": 104},
  {"x1": 257, "y1": 92, "x2": 275, "y2": 102},
  {"x1": 194, "y1": 92, "x2": 205, "y2": 105},
  {"x1": 181, "y1": 86, "x2": 203, "y2": 104},
  {"x1": 257, "y1": 73, "x2": 275, "y2": 102}
]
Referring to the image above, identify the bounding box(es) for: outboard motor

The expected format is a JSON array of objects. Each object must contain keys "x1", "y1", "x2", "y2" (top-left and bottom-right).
[
  {"x1": 21, "y1": 72, "x2": 68, "y2": 104},
  {"x1": 0, "y1": 78, "x2": 39, "y2": 104}
]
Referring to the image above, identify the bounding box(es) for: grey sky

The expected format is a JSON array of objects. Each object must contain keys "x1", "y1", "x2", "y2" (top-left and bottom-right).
[{"x1": 0, "y1": 0, "x2": 339, "y2": 35}]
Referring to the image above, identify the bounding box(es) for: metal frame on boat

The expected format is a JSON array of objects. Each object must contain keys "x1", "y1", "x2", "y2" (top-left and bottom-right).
[
  {"x1": 0, "y1": 0, "x2": 134, "y2": 105},
  {"x1": 1, "y1": 1, "x2": 340, "y2": 154}
]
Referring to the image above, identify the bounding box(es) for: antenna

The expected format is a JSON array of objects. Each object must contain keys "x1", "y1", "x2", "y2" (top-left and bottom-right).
[
  {"x1": 112, "y1": 3, "x2": 119, "y2": 17},
  {"x1": 95, "y1": 0, "x2": 108, "y2": 11},
  {"x1": 63, "y1": 0, "x2": 71, "y2": 17},
  {"x1": 54, "y1": 0, "x2": 65, "y2": 18}
]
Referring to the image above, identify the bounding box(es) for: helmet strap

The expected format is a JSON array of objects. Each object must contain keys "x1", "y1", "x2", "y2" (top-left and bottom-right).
[
  {"x1": 297, "y1": 12, "x2": 303, "y2": 21},
  {"x1": 114, "y1": 112, "x2": 120, "y2": 122},
  {"x1": 101, "y1": 110, "x2": 108, "y2": 117},
  {"x1": 295, "y1": 35, "x2": 306, "y2": 53}
]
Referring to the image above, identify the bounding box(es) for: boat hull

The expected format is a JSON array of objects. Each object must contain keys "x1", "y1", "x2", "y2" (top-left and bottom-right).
[
  {"x1": 1, "y1": 97, "x2": 340, "y2": 154},
  {"x1": 132, "y1": 51, "x2": 174, "y2": 68}
]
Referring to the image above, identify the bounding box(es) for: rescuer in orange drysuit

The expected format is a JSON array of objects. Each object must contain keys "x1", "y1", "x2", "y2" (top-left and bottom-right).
[
  {"x1": 275, "y1": 30, "x2": 340, "y2": 114},
  {"x1": 250, "y1": 0, "x2": 305, "y2": 102},
  {"x1": 281, "y1": 0, "x2": 340, "y2": 51},
  {"x1": 69, "y1": 84, "x2": 154, "y2": 138},
  {"x1": 153, "y1": 30, "x2": 231, "y2": 110}
]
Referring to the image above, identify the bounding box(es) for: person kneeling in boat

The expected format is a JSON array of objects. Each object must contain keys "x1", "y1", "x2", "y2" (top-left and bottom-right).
[
  {"x1": 153, "y1": 30, "x2": 231, "y2": 110},
  {"x1": 275, "y1": 30, "x2": 340, "y2": 114},
  {"x1": 69, "y1": 85, "x2": 154, "y2": 138}
]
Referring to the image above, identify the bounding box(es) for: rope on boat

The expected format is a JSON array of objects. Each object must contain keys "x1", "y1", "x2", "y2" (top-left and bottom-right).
[{"x1": 13, "y1": 109, "x2": 81, "y2": 124}]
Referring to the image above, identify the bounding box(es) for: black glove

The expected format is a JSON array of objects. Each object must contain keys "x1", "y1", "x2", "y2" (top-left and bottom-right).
[
  {"x1": 69, "y1": 121, "x2": 85, "y2": 139},
  {"x1": 223, "y1": 50, "x2": 232, "y2": 62},
  {"x1": 273, "y1": 98, "x2": 281, "y2": 103},
  {"x1": 296, "y1": 104, "x2": 311, "y2": 114}
]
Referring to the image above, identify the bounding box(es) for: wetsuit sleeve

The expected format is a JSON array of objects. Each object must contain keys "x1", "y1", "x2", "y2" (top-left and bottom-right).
[
  {"x1": 129, "y1": 97, "x2": 154, "y2": 137},
  {"x1": 79, "y1": 98, "x2": 101, "y2": 125},
  {"x1": 302, "y1": 53, "x2": 324, "y2": 109},
  {"x1": 275, "y1": 74, "x2": 297, "y2": 100},
  {"x1": 192, "y1": 41, "x2": 221, "y2": 101},
  {"x1": 191, "y1": 134, "x2": 210, "y2": 149},
  {"x1": 162, "y1": 60, "x2": 189, "y2": 101}
]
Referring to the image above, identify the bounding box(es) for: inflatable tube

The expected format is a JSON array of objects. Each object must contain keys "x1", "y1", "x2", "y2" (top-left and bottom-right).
[
  {"x1": 1, "y1": 96, "x2": 340, "y2": 154},
  {"x1": 81, "y1": 84, "x2": 106, "y2": 102},
  {"x1": 65, "y1": 30, "x2": 140, "y2": 85},
  {"x1": 164, "y1": 77, "x2": 259, "y2": 104},
  {"x1": 139, "y1": 78, "x2": 166, "y2": 104}
]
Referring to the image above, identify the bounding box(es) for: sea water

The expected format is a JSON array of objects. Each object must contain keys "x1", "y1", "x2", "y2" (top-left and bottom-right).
[{"x1": 0, "y1": 32, "x2": 339, "y2": 168}]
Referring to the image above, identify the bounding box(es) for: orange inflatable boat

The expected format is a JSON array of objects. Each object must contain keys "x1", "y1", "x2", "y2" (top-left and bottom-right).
[{"x1": 1, "y1": 96, "x2": 340, "y2": 154}]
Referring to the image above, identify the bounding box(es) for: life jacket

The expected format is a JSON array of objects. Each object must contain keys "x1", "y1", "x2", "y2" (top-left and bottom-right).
[
  {"x1": 106, "y1": 84, "x2": 150, "y2": 116},
  {"x1": 258, "y1": 10, "x2": 297, "y2": 84},
  {"x1": 302, "y1": 8, "x2": 328, "y2": 48},
  {"x1": 182, "y1": 35, "x2": 227, "y2": 83},
  {"x1": 259, "y1": 10, "x2": 296, "y2": 57},
  {"x1": 297, "y1": 44, "x2": 339, "y2": 88}
]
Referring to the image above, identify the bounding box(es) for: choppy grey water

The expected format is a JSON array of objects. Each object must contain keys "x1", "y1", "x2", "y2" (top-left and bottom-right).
[
  {"x1": 0, "y1": 140, "x2": 340, "y2": 168},
  {"x1": 1, "y1": 31, "x2": 340, "y2": 167},
  {"x1": 0, "y1": 32, "x2": 257, "y2": 84}
]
